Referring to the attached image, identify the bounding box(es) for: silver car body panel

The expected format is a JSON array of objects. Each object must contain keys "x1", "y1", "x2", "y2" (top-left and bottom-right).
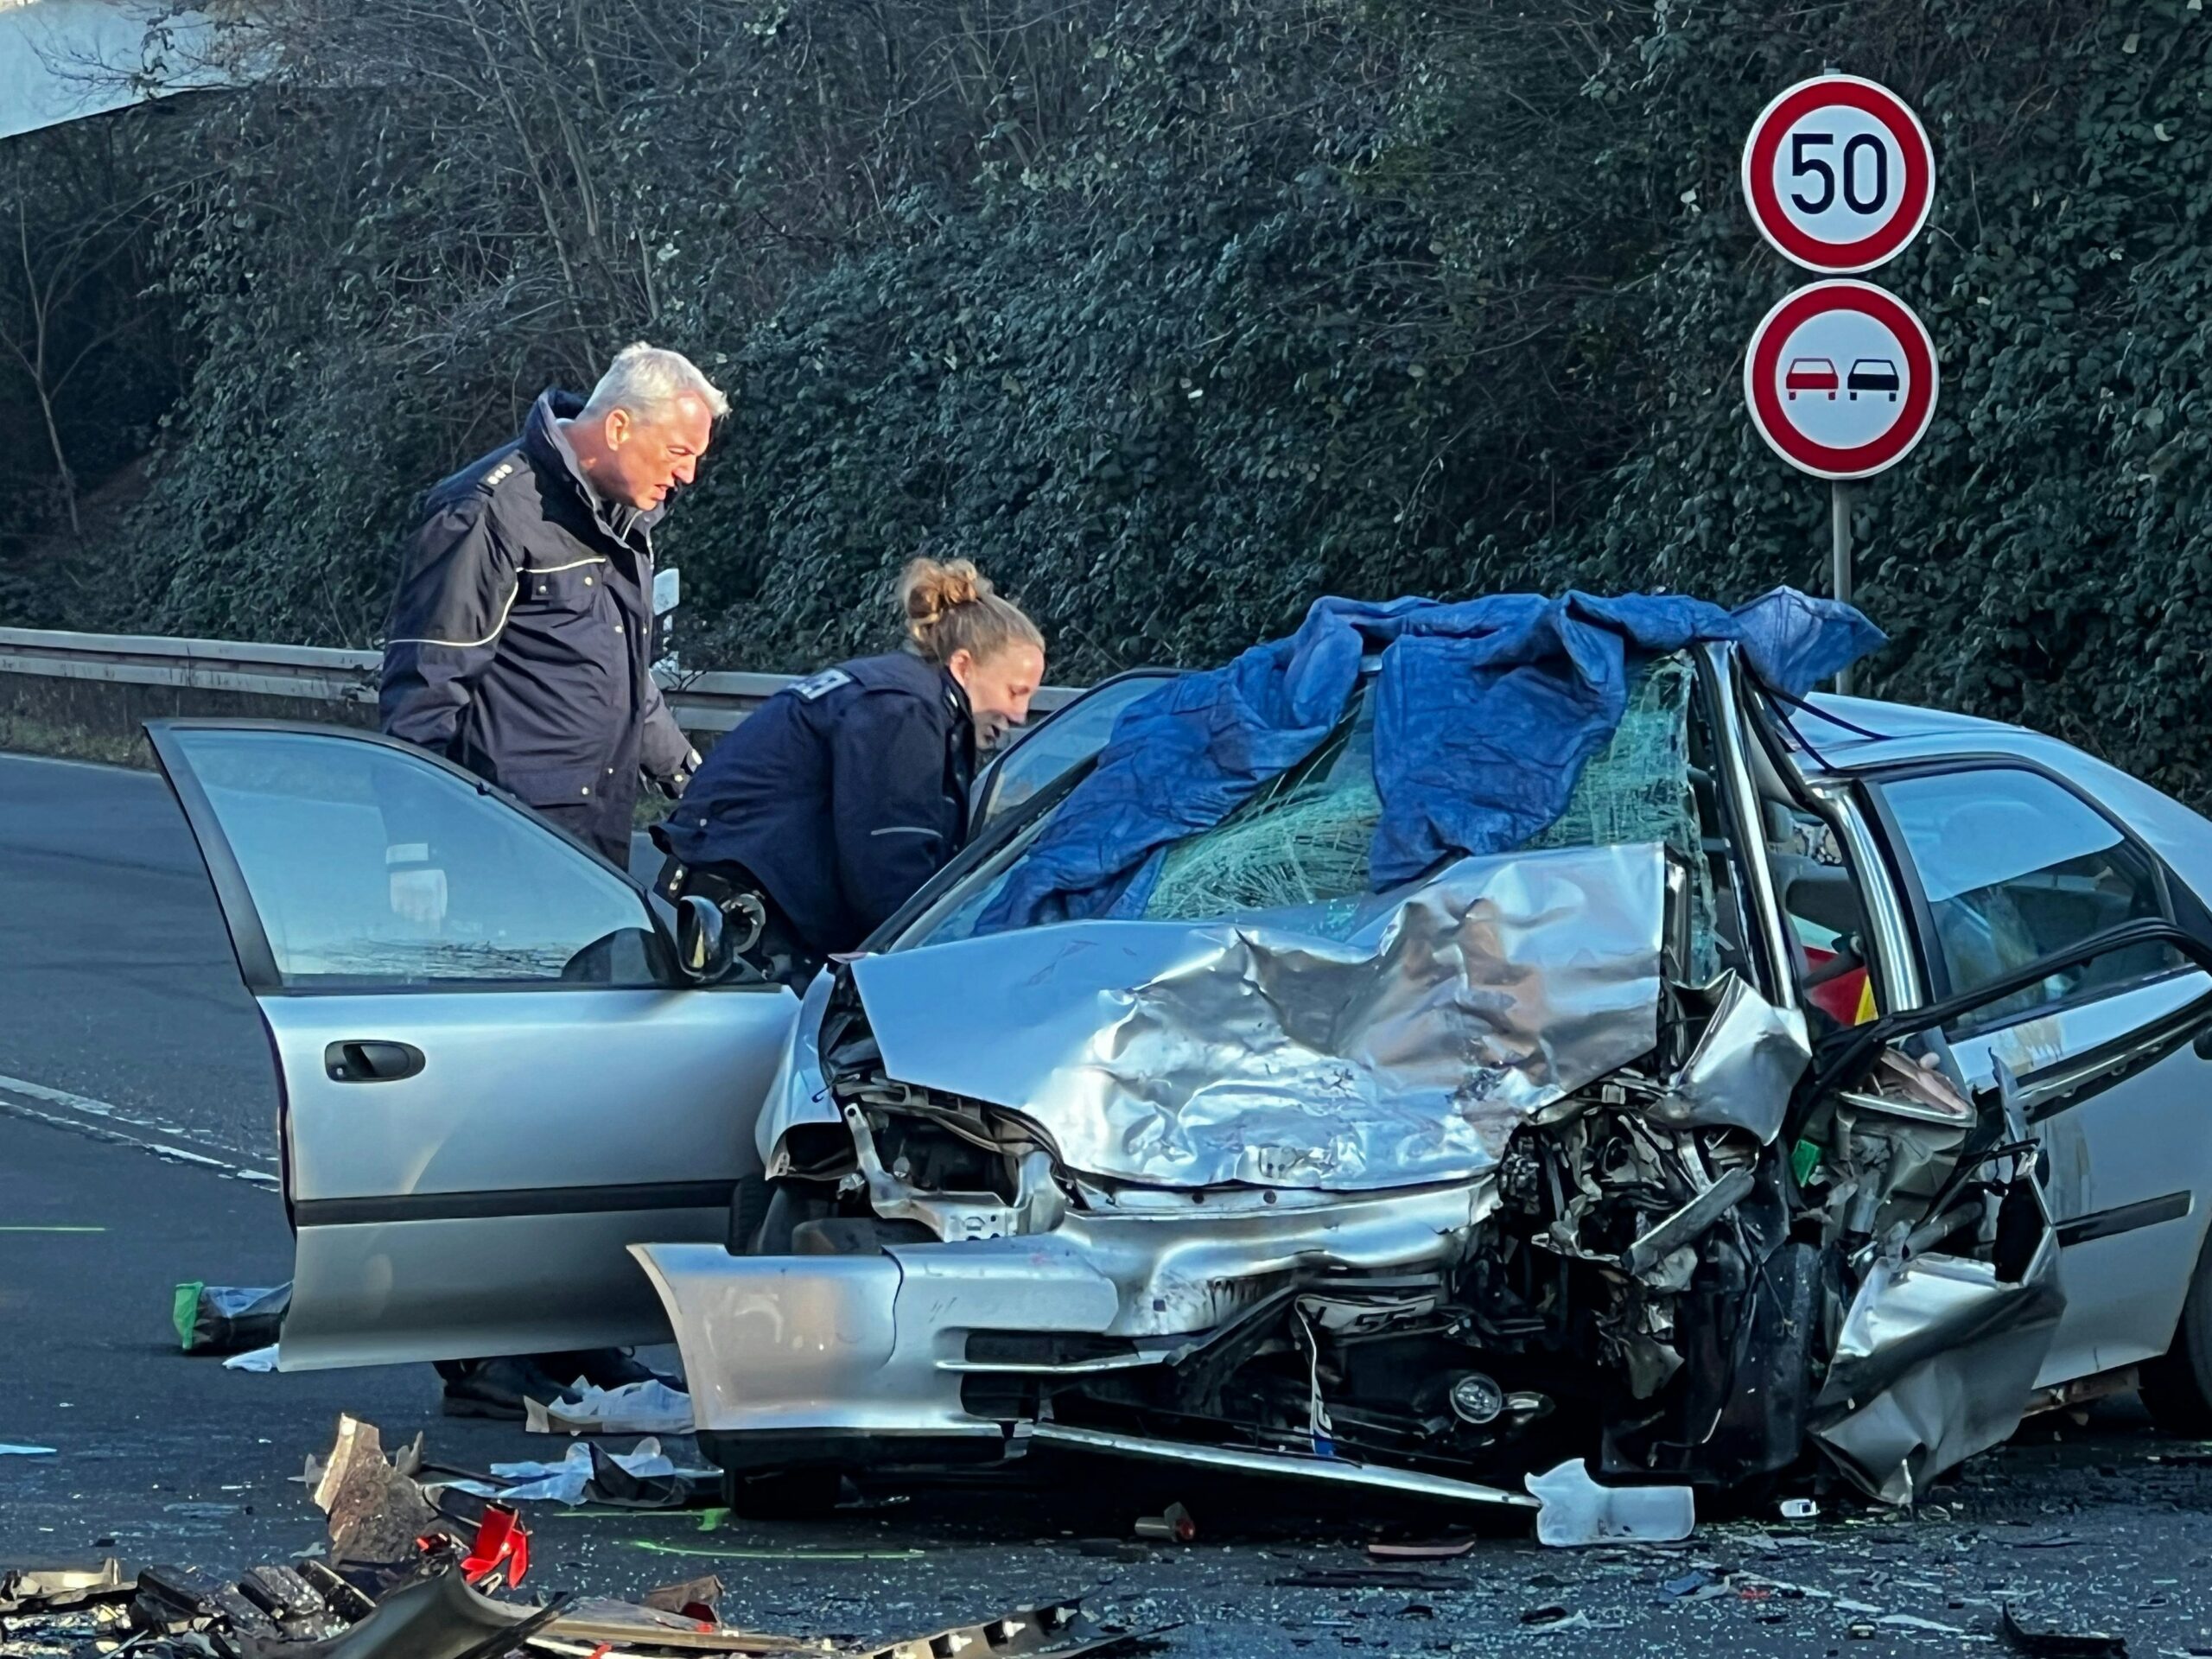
[
  {"x1": 1948, "y1": 975, "x2": 2212, "y2": 1386},
  {"x1": 139, "y1": 718, "x2": 804, "y2": 1373},
  {"x1": 759, "y1": 967, "x2": 840, "y2": 1166},
  {"x1": 636, "y1": 1179, "x2": 1495, "y2": 1438},
  {"x1": 1779, "y1": 700, "x2": 2212, "y2": 1396},
  {"x1": 1643, "y1": 971, "x2": 1810, "y2": 1143},
  {"x1": 1810, "y1": 1236, "x2": 2066, "y2": 1506},
  {"x1": 271, "y1": 986, "x2": 794, "y2": 1369},
  {"x1": 849, "y1": 843, "x2": 1666, "y2": 1192}
]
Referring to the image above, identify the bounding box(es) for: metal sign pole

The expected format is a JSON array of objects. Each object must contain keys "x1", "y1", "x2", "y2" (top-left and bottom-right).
[{"x1": 1830, "y1": 480, "x2": 1853, "y2": 696}]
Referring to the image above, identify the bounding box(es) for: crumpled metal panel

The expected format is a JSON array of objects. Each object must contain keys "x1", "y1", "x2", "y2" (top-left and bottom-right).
[
  {"x1": 1643, "y1": 973, "x2": 1811, "y2": 1144},
  {"x1": 1809, "y1": 1235, "x2": 2065, "y2": 1505},
  {"x1": 1051, "y1": 1180, "x2": 1497, "y2": 1334},
  {"x1": 851, "y1": 842, "x2": 1666, "y2": 1190}
]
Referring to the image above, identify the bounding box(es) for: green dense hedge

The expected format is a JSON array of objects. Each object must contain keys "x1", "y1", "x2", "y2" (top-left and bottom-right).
[{"x1": 5, "y1": 1, "x2": 2209, "y2": 806}]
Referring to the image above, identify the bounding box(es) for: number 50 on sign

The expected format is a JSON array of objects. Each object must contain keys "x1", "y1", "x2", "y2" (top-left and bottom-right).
[{"x1": 1741, "y1": 74, "x2": 1936, "y2": 274}]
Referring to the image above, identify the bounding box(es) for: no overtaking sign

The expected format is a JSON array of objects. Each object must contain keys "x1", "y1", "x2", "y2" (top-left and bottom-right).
[{"x1": 1743, "y1": 279, "x2": 1938, "y2": 481}]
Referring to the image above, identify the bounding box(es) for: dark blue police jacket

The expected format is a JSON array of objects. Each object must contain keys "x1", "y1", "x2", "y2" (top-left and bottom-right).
[
  {"x1": 378, "y1": 390, "x2": 693, "y2": 859},
  {"x1": 654, "y1": 652, "x2": 976, "y2": 955}
]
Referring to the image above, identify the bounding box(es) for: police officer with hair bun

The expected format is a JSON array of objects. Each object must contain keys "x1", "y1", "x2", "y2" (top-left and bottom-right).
[{"x1": 652, "y1": 557, "x2": 1046, "y2": 986}]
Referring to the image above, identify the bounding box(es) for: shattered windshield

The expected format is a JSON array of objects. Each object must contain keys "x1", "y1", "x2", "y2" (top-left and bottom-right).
[{"x1": 908, "y1": 652, "x2": 1711, "y2": 963}]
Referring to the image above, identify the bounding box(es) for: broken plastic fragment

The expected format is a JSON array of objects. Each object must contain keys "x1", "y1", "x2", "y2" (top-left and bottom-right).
[
  {"x1": 1524, "y1": 1459, "x2": 1694, "y2": 1547},
  {"x1": 0, "y1": 1558, "x2": 129, "y2": 1615},
  {"x1": 1999, "y1": 1605, "x2": 2128, "y2": 1659},
  {"x1": 310, "y1": 1417, "x2": 438, "y2": 1567}
]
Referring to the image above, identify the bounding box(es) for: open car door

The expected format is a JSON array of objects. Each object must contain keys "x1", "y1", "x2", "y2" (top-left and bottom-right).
[{"x1": 146, "y1": 720, "x2": 801, "y2": 1370}]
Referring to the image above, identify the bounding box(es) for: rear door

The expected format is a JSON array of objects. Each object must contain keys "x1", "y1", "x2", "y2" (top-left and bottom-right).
[
  {"x1": 1864, "y1": 760, "x2": 2212, "y2": 1384},
  {"x1": 148, "y1": 720, "x2": 800, "y2": 1370}
]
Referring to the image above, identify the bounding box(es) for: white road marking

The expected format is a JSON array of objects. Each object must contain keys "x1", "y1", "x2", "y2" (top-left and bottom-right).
[{"x1": 0, "y1": 1070, "x2": 276, "y2": 1190}]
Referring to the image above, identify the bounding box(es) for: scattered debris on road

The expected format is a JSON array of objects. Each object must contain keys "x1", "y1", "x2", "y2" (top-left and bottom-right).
[
  {"x1": 1365, "y1": 1538, "x2": 1477, "y2": 1561},
  {"x1": 2000, "y1": 1605, "x2": 2129, "y2": 1659},
  {"x1": 0, "y1": 1415, "x2": 1166, "y2": 1658},
  {"x1": 0, "y1": 1558, "x2": 128, "y2": 1616},
  {"x1": 1128, "y1": 1503, "x2": 1193, "y2": 1544},
  {"x1": 1524, "y1": 1459, "x2": 1694, "y2": 1546},
  {"x1": 428, "y1": 1438, "x2": 719, "y2": 1510}
]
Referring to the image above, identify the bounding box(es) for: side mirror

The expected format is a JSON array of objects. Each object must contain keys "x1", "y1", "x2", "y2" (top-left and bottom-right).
[{"x1": 676, "y1": 893, "x2": 736, "y2": 982}]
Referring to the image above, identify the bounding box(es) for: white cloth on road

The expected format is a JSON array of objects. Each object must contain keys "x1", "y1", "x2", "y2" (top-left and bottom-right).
[
  {"x1": 435, "y1": 1436, "x2": 714, "y2": 1505},
  {"x1": 524, "y1": 1377, "x2": 692, "y2": 1435}
]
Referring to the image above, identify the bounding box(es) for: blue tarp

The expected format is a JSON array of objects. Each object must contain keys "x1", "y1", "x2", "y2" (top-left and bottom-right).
[{"x1": 977, "y1": 588, "x2": 1883, "y2": 933}]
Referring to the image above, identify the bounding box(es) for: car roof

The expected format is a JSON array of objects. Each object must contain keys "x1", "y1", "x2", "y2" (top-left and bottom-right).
[
  {"x1": 1787, "y1": 691, "x2": 2022, "y2": 755},
  {"x1": 1773, "y1": 687, "x2": 2212, "y2": 901}
]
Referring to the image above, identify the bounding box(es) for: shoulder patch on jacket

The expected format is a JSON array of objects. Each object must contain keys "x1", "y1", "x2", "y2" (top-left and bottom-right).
[
  {"x1": 791, "y1": 668, "x2": 855, "y2": 702},
  {"x1": 479, "y1": 459, "x2": 520, "y2": 492}
]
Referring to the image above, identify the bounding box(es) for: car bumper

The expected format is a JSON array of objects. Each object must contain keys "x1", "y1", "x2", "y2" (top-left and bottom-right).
[{"x1": 629, "y1": 1237, "x2": 1123, "y2": 1445}]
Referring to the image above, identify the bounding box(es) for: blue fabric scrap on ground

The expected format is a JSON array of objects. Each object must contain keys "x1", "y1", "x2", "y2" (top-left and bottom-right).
[{"x1": 976, "y1": 588, "x2": 1882, "y2": 933}]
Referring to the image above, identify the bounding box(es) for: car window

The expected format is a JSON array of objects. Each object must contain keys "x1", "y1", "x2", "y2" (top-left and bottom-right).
[
  {"x1": 1876, "y1": 767, "x2": 2183, "y2": 1032},
  {"x1": 167, "y1": 728, "x2": 671, "y2": 989},
  {"x1": 971, "y1": 671, "x2": 1176, "y2": 830}
]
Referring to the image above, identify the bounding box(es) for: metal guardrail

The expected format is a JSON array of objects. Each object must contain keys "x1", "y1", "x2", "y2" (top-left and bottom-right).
[{"x1": 0, "y1": 627, "x2": 1076, "y2": 734}]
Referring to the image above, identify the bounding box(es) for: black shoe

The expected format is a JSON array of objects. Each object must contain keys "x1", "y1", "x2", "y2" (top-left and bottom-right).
[{"x1": 437, "y1": 1356, "x2": 588, "y2": 1421}]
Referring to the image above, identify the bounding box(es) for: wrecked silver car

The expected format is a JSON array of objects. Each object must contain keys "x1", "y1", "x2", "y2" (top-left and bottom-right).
[
  {"x1": 632, "y1": 639, "x2": 2212, "y2": 1513},
  {"x1": 146, "y1": 603, "x2": 2212, "y2": 1519}
]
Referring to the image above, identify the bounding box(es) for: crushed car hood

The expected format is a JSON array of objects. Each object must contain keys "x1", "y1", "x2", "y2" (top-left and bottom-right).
[{"x1": 849, "y1": 842, "x2": 1667, "y2": 1191}]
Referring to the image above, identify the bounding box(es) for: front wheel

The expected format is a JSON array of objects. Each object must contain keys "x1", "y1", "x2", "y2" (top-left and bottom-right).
[{"x1": 2141, "y1": 1241, "x2": 2212, "y2": 1437}]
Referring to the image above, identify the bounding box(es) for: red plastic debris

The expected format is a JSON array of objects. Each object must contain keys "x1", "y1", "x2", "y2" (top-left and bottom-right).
[{"x1": 417, "y1": 1503, "x2": 531, "y2": 1588}]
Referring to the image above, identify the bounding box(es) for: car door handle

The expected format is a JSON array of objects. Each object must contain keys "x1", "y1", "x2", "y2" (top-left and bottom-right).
[{"x1": 324, "y1": 1040, "x2": 425, "y2": 1084}]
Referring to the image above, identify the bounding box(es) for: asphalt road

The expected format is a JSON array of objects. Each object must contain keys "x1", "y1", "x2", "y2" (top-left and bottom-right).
[
  {"x1": 8, "y1": 750, "x2": 2212, "y2": 1658},
  {"x1": 0, "y1": 753, "x2": 277, "y2": 1161}
]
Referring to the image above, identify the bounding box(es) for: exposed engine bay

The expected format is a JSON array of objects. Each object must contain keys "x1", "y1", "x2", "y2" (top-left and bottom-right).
[{"x1": 752, "y1": 939, "x2": 2051, "y2": 1508}]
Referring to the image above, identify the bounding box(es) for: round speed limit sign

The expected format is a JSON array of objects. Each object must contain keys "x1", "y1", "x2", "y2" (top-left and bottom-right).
[{"x1": 1741, "y1": 74, "x2": 1935, "y2": 273}]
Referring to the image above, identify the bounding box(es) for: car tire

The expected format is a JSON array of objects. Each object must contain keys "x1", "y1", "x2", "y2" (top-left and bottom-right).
[
  {"x1": 2141, "y1": 1238, "x2": 2212, "y2": 1437},
  {"x1": 727, "y1": 1170, "x2": 771, "y2": 1255}
]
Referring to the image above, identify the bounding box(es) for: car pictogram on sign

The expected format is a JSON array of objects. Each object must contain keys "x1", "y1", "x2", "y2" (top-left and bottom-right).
[
  {"x1": 1847, "y1": 358, "x2": 1899, "y2": 401},
  {"x1": 1744, "y1": 279, "x2": 1938, "y2": 480},
  {"x1": 1785, "y1": 358, "x2": 1840, "y2": 399}
]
